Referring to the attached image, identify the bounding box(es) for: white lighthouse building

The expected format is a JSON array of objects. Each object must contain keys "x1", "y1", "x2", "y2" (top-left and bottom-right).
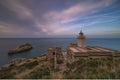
[{"x1": 77, "y1": 30, "x2": 85, "y2": 48}]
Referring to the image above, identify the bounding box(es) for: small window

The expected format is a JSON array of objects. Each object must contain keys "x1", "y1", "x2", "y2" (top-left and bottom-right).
[
  {"x1": 53, "y1": 52, "x2": 55, "y2": 55},
  {"x1": 90, "y1": 58, "x2": 92, "y2": 59}
]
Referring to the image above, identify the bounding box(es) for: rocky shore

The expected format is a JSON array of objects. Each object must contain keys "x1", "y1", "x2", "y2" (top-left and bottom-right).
[
  {"x1": 8, "y1": 43, "x2": 32, "y2": 55},
  {"x1": 0, "y1": 53, "x2": 120, "y2": 79}
]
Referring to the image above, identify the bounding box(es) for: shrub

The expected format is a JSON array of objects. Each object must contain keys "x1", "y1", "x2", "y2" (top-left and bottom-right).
[
  {"x1": 76, "y1": 59, "x2": 85, "y2": 65},
  {"x1": 88, "y1": 60, "x2": 99, "y2": 68},
  {"x1": 54, "y1": 67, "x2": 60, "y2": 72},
  {"x1": 57, "y1": 60, "x2": 63, "y2": 64},
  {"x1": 29, "y1": 67, "x2": 50, "y2": 79},
  {"x1": 0, "y1": 69, "x2": 14, "y2": 79},
  {"x1": 50, "y1": 58, "x2": 54, "y2": 63},
  {"x1": 24, "y1": 61, "x2": 39, "y2": 69},
  {"x1": 63, "y1": 69, "x2": 71, "y2": 75},
  {"x1": 66, "y1": 63, "x2": 71, "y2": 68}
]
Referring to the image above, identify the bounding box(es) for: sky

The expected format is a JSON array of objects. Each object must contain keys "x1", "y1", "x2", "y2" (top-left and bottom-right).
[{"x1": 0, "y1": 0, "x2": 120, "y2": 38}]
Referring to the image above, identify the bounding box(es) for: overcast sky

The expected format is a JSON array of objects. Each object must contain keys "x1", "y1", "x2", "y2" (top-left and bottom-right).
[{"x1": 0, "y1": 0, "x2": 120, "y2": 38}]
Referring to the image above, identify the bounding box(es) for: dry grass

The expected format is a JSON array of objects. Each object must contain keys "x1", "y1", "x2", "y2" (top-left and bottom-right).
[{"x1": 0, "y1": 55, "x2": 120, "y2": 79}]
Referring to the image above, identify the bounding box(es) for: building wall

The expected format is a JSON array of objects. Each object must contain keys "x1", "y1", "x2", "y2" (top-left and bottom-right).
[
  {"x1": 78, "y1": 39, "x2": 85, "y2": 48},
  {"x1": 47, "y1": 47, "x2": 64, "y2": 69},
  {"x1": 67, "y1": 48, "x2": 120, "y2": 62}
]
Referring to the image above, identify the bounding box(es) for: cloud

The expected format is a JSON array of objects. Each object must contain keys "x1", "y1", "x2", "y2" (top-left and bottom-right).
[
  {"x1": 1, "y1": 0, "x2": 67, "y2": 35},
  {"x1": 42, "y1": 0, "x2": 117, "y2": 35},
  {"x1": 44, "y1": 0, "x2": 116, "y2": 23},
  {"x1": 0, "y1": 0, "x2": 33, "y2": 19},
  {"x1": 0, "y1": 0, "x2": 118, "y2": 37},
  {"x1": 0, "y1": 21, "x2": 23, "y2": 35},
  {"x1": 0, "y1": 0, "x2": 51, "y2": 35}
]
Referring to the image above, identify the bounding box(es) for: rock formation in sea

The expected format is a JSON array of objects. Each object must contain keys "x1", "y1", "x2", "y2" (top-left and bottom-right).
[{"x1": 8, "y1": 43, "x2": 32, "y2": 55}]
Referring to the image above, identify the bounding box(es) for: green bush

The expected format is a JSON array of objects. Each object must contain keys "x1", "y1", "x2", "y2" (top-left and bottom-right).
[
  {"x1": 76, "y1": 59, "x2": 85, "y2": 65},
  {"x1": 63, "y1": 58, "x2": 120, "y2": 79},
  {"x1": 87, "y1": 60, "x2": 99, "y2": 68},
  {"x1": 66, "y1": 63, "x2": 71, "y2": 68},
  {"x1": 50, "y1": 58, "x2": 54, "y2": 63},
  {"x1": 29, "y1": 67, "x2": 50, "y2": 79},
  {"x1": 54, "y1": 67, "x2": 60, "y2": 72},
  {"x1": 0, "y1": 69, "x2": 15, "y2": 79},
  {"x1": 24, "y1": 61, "x2": 39, "y2": 69},
  {"x1": 57, "y1": 60, "x2": 63, "y2": 64}
]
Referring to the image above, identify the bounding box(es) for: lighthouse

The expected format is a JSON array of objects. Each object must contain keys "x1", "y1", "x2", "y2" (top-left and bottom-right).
[{"x1": 77, "y1": 30, "x2": 85, "y2": 48}]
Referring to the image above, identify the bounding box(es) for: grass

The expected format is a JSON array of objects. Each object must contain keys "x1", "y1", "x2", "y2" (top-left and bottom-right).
[
  {"x1": 29, "y1": 67, "x2": 50, "y2": 79},
  {"x1": 0, "y1": 64, "x2": 16, "y2": 79},
  {"x1": 0, "y1": 70, "x2": 14, "y2": 79},
  {"x1": 24, "y1": 60, "x2": 39, "y2": 69},
  {"x1": 63, "y1": 58, "x2": 120, "y2": 79},
  {"x1": 0, "y1": 56, "x2": 120, "y2": 79}
]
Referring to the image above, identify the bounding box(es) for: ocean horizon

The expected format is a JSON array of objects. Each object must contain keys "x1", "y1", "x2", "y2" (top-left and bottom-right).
[{"x1": 0, "y1": 38, "x2": 120, "y2": 67}]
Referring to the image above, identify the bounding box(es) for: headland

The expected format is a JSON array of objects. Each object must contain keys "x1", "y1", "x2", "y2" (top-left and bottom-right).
[{"x1": 0, "y1": 31, "x2": 120, "y2": 79}]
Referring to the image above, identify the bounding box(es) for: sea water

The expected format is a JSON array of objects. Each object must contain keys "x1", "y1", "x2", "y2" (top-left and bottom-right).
[{"x1": 0, "y1": 38, "x2": 120, "y2": 66}]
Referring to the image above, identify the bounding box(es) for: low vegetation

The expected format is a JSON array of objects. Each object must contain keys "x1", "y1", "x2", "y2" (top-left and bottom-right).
[
  {"x1": 28, "y1": 66, "x2": 50, "y2": 79},
  {"x1": 21, "y1": 60, "x2": 39, "y2": 69},
  {"x1": 0, "y1": 56, "x2": 120, "y2": 79},
  {"x1": 0, "y1": 64, "x2": 16, "y2": 79},
  {"x1": 0, "y1": 68, "x2": 14, "y2": 79},
  {"x1": 63, "y1": 58, "x2": 120, "y2": 79}
]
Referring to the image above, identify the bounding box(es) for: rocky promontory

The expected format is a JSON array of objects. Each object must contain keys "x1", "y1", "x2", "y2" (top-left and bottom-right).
[
  {"x1": 8, "y1": 43, "x2": 32, "y2": 55},
  {"x1": 0, "y1": 54, "x2": 120, "y2": 79}
]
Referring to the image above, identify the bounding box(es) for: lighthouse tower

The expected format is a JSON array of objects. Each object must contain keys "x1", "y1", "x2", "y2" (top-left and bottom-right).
[{"x1": 77, "y1": 30, "x2": 85, "y2": 48}]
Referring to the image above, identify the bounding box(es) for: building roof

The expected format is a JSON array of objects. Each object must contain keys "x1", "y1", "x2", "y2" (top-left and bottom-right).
[
  {"x1": 69, "y1": 46, "x2": 118, "y2": 53},
  {"x1": 69, "y1": 47, "x2": 80, "y2": 53},
  {"x1": 78, "y1": 30, "x2": 85, "y2": 39},
  {"x1": 79, "y1": 30, "x2": 83, "y2": 36}
]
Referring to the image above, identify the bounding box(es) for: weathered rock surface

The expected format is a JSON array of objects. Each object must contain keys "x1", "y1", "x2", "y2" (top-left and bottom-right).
[{"x1": 8, "y1": 43, "x2": 32, "y2": 55}]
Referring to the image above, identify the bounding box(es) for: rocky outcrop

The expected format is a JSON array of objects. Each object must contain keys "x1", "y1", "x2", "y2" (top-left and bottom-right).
[{"x1": 8, "y1": 43, "x2": 32, "y2": 55}]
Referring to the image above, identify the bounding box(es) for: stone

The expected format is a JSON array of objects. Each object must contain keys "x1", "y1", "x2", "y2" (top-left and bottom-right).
[{"x1": 8, "y1": 43, "x2": 32, "y2": 55}]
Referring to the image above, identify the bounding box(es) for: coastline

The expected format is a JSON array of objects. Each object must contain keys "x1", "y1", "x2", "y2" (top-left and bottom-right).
[
  {"x1": 0, "y1": 52, "x2": 120, "y2": 79},
  {"x1": 0, "y1": 38, "x2": 120, "y2": 67},
  {"x1": 0, "y1": 37, "x2": 120, "y2": 79},
  {"x1": 0, "y1": 53, "x2": 47, "y2": 69}
]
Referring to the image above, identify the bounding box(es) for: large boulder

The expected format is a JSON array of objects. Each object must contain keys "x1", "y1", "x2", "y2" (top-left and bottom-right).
[{"x1": 8, "y1": 43, "x2": 32, "y2": 55}]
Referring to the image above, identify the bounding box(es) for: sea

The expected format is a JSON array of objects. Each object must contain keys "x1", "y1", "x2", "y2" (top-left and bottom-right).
[{"x1": 0, "y1": 38, "x2": 120, "y2": 67}]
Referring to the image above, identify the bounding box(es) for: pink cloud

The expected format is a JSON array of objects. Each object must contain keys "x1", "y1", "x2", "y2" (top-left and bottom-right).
[
  {"x1": 42, "y1": 0, "x2": 116, "y2": 35},
  {"x1": 0, "y1": 0, "x2": 117, "y2": 36},
  {"x1": 44, "y1": 0, "x2": 116, "y2": 24}
]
